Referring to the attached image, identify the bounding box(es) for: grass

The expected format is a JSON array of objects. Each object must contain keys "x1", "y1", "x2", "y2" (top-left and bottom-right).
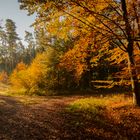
[
  {"x1": 66, "y1": 94, "x2": 140, "y2": 139},
  {"x1": 68, "y1": 94, "x2": 132, "y2": 115},
  {"x1": 18, "y1": 96, "x2": 48, "y2": 105},
  {"x1": 1, "y1": 84, "x2": 140, "y2": 139},
  {"x1": 0, "y1": 83, "x2": 48, "y2": 105}
]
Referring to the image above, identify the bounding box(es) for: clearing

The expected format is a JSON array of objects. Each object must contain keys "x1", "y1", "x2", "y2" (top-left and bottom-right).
[{"x1": 0, "y1": 88, "x2": 140, "y2": 140}]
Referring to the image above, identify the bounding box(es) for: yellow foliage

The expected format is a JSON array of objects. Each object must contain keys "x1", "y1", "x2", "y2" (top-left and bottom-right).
[
  {"x1": 10, "y1": 47, "x2": 61, "y2": 95},
  {"x1": 10, "y1": 62, "x2": 29, "y2": 89}
]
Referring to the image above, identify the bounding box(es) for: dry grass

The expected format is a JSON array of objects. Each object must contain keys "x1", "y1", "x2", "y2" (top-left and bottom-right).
[
  {"x1": 69, "y1": 94, "x2": 132, "y2": 113},
  {"x1": 66, "y1": 94, "x2": 140, "y2": 139}
]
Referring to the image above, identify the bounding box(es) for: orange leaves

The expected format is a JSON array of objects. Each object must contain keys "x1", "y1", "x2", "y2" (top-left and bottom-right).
[
  {"x1": 60, "y1": 32, "x2": 94, "y2": 80},
  {"x1": 14, "y1": 62, "x2": 27, "y2": 72},
  {"x1": 0, "y1": 71, "x2": 8, "y2": 84},
  {"x1": 108, "y1": 47, "x2": 127, "y2": 65},
  {"x1": 10, "y1": 62, "x2": 29, "y2": 89},
  {"x1": 20, "y1": 0, "x2": 140, "y2": 88}
]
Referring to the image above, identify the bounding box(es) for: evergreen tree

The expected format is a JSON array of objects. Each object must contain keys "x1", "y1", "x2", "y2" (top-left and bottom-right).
[
  {"x1": 24, "y1": 31, "x2": 36, "y2": 63},
  {"x1": 5, "y1": 19, "x2": 20, "y2": 72}
]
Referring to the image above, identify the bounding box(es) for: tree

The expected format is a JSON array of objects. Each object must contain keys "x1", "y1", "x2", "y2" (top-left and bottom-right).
[
  {"x1": 24, "y1": 31, "x2": 36, "y2": 63},
  {"x1": 5, "y1": 19, "x2": 20, "y2": 72},
  {"x1": 120, "y1": 0, "x2": 140, "y2": 105},
  {"x1": 0, "y1": 26, "x2": 9, "y2": 72},
  {"x1": 0, "y1": 19, "x2": 38, "y2": 74},
  {"x1": 19, "y1": 0, "x2": 140, "y2": 105},
  {"x1": 10, "y1": 61, "x2": 29, "y2": 90},
  {"x1": 35, "y1": 28, "x2": 49, "y2": 52}
]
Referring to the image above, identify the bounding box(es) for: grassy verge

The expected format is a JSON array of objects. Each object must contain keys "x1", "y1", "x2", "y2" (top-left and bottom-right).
[
  {"x1": 68, "y1": 94, "x2": 132, "y2": 115},
  {"x1": 65, "y1": 94, "x2": 139, "y2": 139}
]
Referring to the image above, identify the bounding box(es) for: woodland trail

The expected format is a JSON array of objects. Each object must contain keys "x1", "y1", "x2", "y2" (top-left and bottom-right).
[
  {"x1": 0, "y1": 93, "x2": 140, "y2": 140},
  {"x1": 0, "y1": 94, "x2": 96, "y2": 140},
  {"x1": 0, "y1": 95, "x2": 75, "y2": 140}
]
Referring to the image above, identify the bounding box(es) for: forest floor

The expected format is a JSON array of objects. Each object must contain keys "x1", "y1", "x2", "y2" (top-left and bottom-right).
[{"x1": 0, "y1": 86, "x2": 140, "y2": 139}]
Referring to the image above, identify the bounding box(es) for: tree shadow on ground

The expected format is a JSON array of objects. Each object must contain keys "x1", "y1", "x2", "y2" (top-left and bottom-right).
[
  {"x1": 0, "y1": 95, "x2": 99, "y2": 140},
  {"x1": 0, "y1": 95, "x2": 67, "y2": 140},
  {"x1": 0, "y1": 94, "x2": 140, "y2": 140},
  {"x1": 63, "y1": 104, "x2": 140, "y2": 140}
]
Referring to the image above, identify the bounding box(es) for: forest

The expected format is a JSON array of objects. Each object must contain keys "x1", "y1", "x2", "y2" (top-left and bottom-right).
[{"x1": 0, "y1": 0, "x2": 140, "y2": 139}]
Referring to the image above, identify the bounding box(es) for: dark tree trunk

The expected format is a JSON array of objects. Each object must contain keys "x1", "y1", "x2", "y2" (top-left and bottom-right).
[
  {"x1": 79, "y1": 46, "x2": 94, "y2": 89},
  {"x1": 121, "y1": 0, "x2": 140, "y2": 106},
  {"x1": 127, "y1": 43, "x2": 140, "y2": 106},
  {"x1": 79, "y1": 69, "x2": 93, "y2": 89}
]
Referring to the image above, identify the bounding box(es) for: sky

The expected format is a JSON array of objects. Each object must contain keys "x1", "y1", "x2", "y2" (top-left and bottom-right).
[{"x1": 0, "y1": 0, "x2": 36, "y2": 44}]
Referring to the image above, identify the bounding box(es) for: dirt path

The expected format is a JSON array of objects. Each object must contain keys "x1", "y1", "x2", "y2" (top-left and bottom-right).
[
  {"x1": 1, "y1": 94, "x2": 140, "y2": 140},
  {"x1": 0, "y1": 95, "x2": 92, "y2": 140}
]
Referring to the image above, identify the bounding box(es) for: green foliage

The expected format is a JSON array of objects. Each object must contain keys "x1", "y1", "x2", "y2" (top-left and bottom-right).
[
  {"x1": 69, "y1": 97, "x2": 106, "y2": 115},
  {"x1": 0, "y1": 19, "x2": 37, "y2": 73}
]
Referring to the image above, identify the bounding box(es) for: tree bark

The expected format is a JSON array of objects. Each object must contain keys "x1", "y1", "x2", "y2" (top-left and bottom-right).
[
  {"x1": 127, "y1": 43, "x2": 140, "y2": 106},
  {"x1": 121, "y1": 0, "x2": 140, "y2": 106}
]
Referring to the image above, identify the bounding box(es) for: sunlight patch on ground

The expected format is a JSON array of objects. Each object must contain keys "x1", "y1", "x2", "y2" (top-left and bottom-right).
[
  {"x1": 68, "y1": 94, "x2": 132, "y2": 114},
  {"x1": 0, "y1": 99, "x2": 6, "y2": 105}
]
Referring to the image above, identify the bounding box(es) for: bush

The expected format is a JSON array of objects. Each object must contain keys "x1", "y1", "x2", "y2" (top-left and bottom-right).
[
  {"x1": 10, "y1": 62, "x2": 29, "y2": 89},
  {"x1": 10, "y1": 48, "x2": 79, "y2": 95},
  {"x1": 0, "y1": 71, "x2": 9, "y2": 84}
]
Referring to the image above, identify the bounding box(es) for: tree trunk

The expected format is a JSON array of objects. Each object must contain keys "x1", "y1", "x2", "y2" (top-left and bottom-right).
[
  {"x1": 79, "y1": 69, "x2": 93, "y2": 89},
  {"x1": 127, "y1": 43, "x2": 140, "y2": 106},
  {"x1": 121, "y1": 0, "x2": 140, "y2": 106}
]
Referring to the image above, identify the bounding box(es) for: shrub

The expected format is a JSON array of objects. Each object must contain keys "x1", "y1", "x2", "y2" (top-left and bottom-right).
[{"x1": 0, "y1": 71, "x2": 9, "y2": 84}]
